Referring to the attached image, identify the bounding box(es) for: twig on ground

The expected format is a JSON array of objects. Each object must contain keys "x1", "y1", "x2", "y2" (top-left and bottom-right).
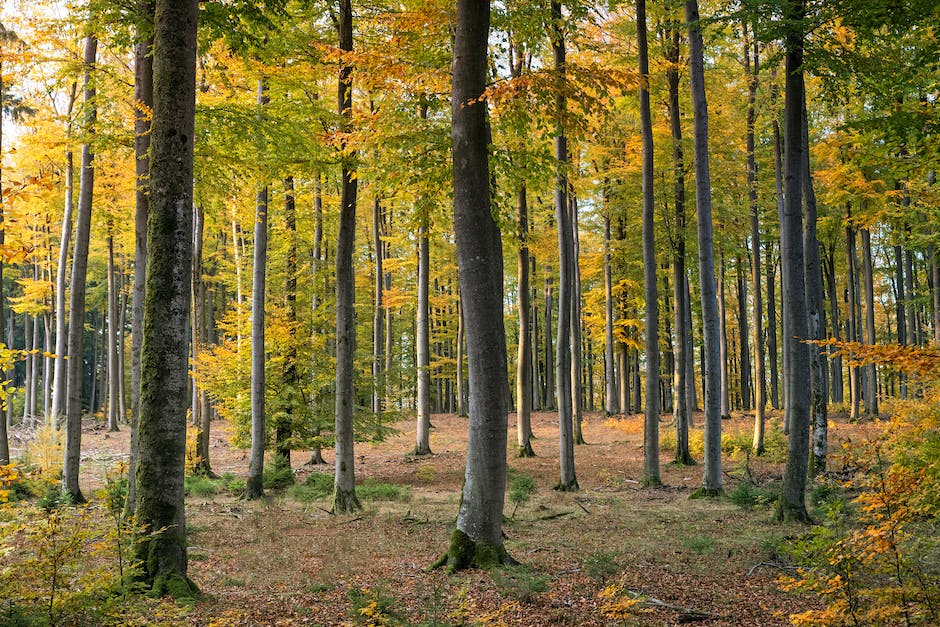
[{"x1": 747, "y1": 561, "x2": 798, "y2": 577}]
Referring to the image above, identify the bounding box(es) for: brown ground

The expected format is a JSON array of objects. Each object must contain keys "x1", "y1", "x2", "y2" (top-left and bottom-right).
[{"x1": 65, "y1": 408, "x2": 827, "y2": 626}]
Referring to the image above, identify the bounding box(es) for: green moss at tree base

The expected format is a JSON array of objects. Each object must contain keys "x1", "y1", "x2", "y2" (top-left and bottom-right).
[
  {"x1": 642, "y1": 474, "x2": 662, "y2": 488},
  {"x1": 150, "y1": 572, "x2": 200, "y2": 602},
  {"x1": 775, "y1": 501, "x2": 812, "y2": 524},
  {"x1": 673, "y1": 451, "x2": 696, "y2": 466},
  {"x1": 430, "y1": 528, "x2": 514, "y2": 574},
  {"x1": 516, "y1": 444, "x2": 535, "y2": 458},
  {"x1": 333, "y1": 486, "x2": 362, "y2": 514}
]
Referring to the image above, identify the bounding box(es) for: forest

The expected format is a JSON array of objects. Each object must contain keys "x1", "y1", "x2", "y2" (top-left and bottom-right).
[{"x1": 0, "y1": 0, "x2": 938, "y2": 624}]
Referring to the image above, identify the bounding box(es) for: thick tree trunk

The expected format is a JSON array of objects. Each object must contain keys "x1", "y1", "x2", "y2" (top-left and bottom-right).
[
  {"x1": 441, "y1": 0, "x2": 512, "y2": 570},
  {"x1": 639, "y1": 0, "x2": 660, "y2": 486},
  {"x1": 62, "y1": 33, "x2": 97, "y2": 503},
  {"x1": 126, "y1": 17, "x2": 153, "y2": 514},
  {"x1": 517, "y1": 183, "x2": 534, "y2": 455},
  {"x1": 777, "y1": 0, "x2": 812, "y2": 523},
  {"x1": 134, "y1": 0, "x2": 198, "y2": 595},
  {"x1": 333, "y1": 0, "x2": 361, "y2": 514}
]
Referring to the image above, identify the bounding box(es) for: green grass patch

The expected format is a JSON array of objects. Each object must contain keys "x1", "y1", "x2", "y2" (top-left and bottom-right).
[{"x1": 184, "y1": 475, "x2": 219, "y2": 497}]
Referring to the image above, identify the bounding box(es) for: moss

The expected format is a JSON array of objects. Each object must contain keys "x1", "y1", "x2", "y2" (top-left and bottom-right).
[
  {"x1": 673, "y1": 451, "x2": 696, "y2": 466},
  {"x1": 642, "y1": 474, "x2": 662, "y2": 488},
  {"x1": 440, "y1": 528, "x2": 511, "y2": 573},
  {"x1": 333, "y1": 486, "x2": 362, "y2": 514},
  {"x1": 151, "y1": 572, "x2": 199, "y2": 602},
  {"x1": 776, "y1": 501, "x2": 813, "y2": 524}
]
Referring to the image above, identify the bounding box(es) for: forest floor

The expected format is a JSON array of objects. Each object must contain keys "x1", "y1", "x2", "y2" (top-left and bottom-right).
[{"x1": 64, "y1": 408, "x2": 845, "y2": 626}]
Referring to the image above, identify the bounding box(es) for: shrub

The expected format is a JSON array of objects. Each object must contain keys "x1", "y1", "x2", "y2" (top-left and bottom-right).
[{"x1": 489, "y1": 565, "x2": 549, "y2": 603}]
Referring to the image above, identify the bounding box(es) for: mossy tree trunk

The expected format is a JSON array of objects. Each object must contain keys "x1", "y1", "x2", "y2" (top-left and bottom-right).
[{"x1": 134, "y1": 0, "x2": 199, "y2": 596}]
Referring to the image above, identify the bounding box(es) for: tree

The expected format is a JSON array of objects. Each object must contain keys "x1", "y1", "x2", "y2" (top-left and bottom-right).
[
  {"x1": 246, "y1": 79, "x2": 269, "y2": 500},
  {"x1": 133, "y1": 0, "x2": 199, "y2": 595},
  {"x1": 777, "y1": 0, "x2": 812, "y2": 523},
  {"x1": 332, "y1": 0, "x2": 361, "y2": 514},
  {"x1": 638, "y1": 0, "x2": 659, "y2": 487},
  {"x1": 685, "y1": 0, "x2": 721, "y2": 495},
  {"x1": 415, "y1": 199, "x2": 432, "y2": 456},
  {"x1": 552, "y1": 0, "x2": 577, "y2": 493},
  {"x1": 437, "y1": 0, "x2": 512, "y2": 571},
  {"x1": 62, "y1": 31, "x2": 97, "y2": 503}
]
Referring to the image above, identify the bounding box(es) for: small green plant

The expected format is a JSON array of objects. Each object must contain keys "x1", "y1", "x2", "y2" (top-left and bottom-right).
[
  {"x1": 358, "y1": 480, "x2": 410, "y2": 502},
  {"x1": 681, "y1": 535, "x2": 714, "y2": 555},
  {"x1": 347, "y1": 586, "x2": 402, "y2": 625},
  {"x1": 288, "y1": 472, "x2": 334, "y2": 503},
  {"x1": 729, "y1": 482, "x2": 778, "y2": 510},
  {"x1": 220, "y1": 472, "x2": 246, "y2": 494},
  {"x1": 581, "y1": 550, "x2": 620, "y2": 585},
  {"x1": 263, "y1": 466, "x2": 295, "y2": 490},
  {"x1": 415, "y1": 465, "x2": 435, "y2": 483},
  {"x1": 489, "y1": 565, "x2": 549, "y2": 603},
  {"x1": 184, "y1": 475, "x2": 219, "y2": 497},
  {"x1": 508, "y1": 473, "x2": 537, "y2": 519}
]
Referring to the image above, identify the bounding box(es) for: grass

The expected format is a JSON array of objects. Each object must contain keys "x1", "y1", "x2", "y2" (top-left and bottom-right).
[{"x1": 287, "y1": 473, "x2": 410, "y2": 503}]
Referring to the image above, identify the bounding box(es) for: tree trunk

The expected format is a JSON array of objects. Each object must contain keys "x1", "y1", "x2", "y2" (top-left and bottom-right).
[
  {"x1": 772, "y1": 76, "x2": 790, "y2": 419},
  {"x1": 767, "y1": 244, "x2": 780, "y2": 410},
  {"x1": 603, "y1": 197, "x2": 618, "y2": 415},
  {"x1": 801, "y1": 101, "x2": 827, "y2": 475},
  {"x1": 638, "y1": 0, "x2": 660, "y2": 486},
  {"x1": 333, "y1": 0, "x2": 361, "y2": 514},
  {"x1": 777, "y1": 0, "x2": 812, "y2": 522},
  {"x1": 552, "y1": 0, "x2": 578, "y2": 492},
  {"x1": 126, "y1": 15, "x2": 152, "y2": 514},
  {"x1": 846, "y1": 212, "x2": 861, "y2": 421},
  {"x1": 246, "y1": 79, "x2": 269, "y2": 500},
  {"x1": 718, "y1": 252, "x2": 730, "y2": 418},
  {"x1": 861, "y1": 229, "x2": 879, "y2": 415},
  {"x1": 62, "y1": 33, "x2": 97, "y2": 503},
  {"x1": 192, "y1": 204, "x2": 214, "y2": 476},
  {"x1": 569, "y1": 192, "x2": 585, "y2": 445},
  {"x1": 543, "y1": 275, "x2": 554, "y2": 410},
  {"x1": 134, "y1": 0, "x2": 198, "y2": 595},
  {"x1": 516, "y1": 182, "x2": 534, "y2": 456},
  {"x1": 457, "y1": 295, "x2": 466, "y2": 416},
  {"x1": 372, "y1": 197, "x2": 384, "y2": 416},
  {"x1": 440, "y1": 0, "x2": 512, "y2": 571},
  {"x1": 107, "y1": 227, "x2": 120, "y2": 432},
  {"x1": 275, "y1": 177, "x2": 298, "y2": 474},
  {"x1": 415, "y1": 209, "x2": 432, "y2": 455},
  {"x1": 736, "y1": 254, "x2": 751, "y2": 410}
]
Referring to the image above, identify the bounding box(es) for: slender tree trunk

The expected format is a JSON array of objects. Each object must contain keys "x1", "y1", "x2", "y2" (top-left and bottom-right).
[
  {"x1": 517, "y1": 182, "x2": 534, "y2": 455},
  {"x1": 543, "y1": 276, "x2": 554, "y2": 410},
  {"x1": 107, "y1": 227, "x2": 120, "y2": 432},
  {"x1": 274, "y1": 177, "x2": 298, "y2": 474},
  {"x1": 736, "y1": 254, "x2": 751, "y2": 410},
  {"x1": 603, "y1": 197, "x2": 619, "y2": 415},
  {"x1": 801, "y1": 101, "x2": 827, "y2": 475},
  {"x1": 861, "y1": 229, "x2": 879, "y2": 415},
  {"x1": 457, "y1": 295, "x2": 466, "y2": 416},
  {"x1": 718, "y1": 252, "x2": 730, "y2": 418},
  {"x1": 638, "y1": 0, "x2": 660, "y2": 486},
  {"x1": 191, "y1": 204, "x2": 214, "y2": 476},
  {"x1": 777, "y1": 0, "x2": 812, "y2": 522},
  {"x1": 134, "y1": 0, "x2": 198, "y2": 594},
  {"x1": 772, "y1": 77, "x2": 790, "y2": 419},
  {"x1": 846, "y1": 212, "x2": 861, "y2": 421},
  {"x1": 372, "y1": 198, "x2": 384, "y2": 416},
  {"x1": 824, "y1": 246, "x2": 843, "y2": 403},
  {"x1": 767, "y1": 245, "x2": 780, "y2": 409},
  {"x1": 308, "y1": 173, "x2": 328, "y2": 465},
  {"x1": 126, "y1": 16, "x2": 152, "y2": 514},
  {"x1": 441, "y1": 0, "x2": 512, "y2": 570},
  {"x1": 0, "y1": 51, "x2": 6, "y2": 462},
  {"x1": 569, "y1": 192, "x2": 585, "y2": 445},
  {"x1": 415, "y1": 210, "x2": 432, "y2": 455},
  {"x1": 333, "y1": 0, "x2": 361, "y2": 513},
  {"x1": 62, "y1": 33, "x2": 97, "y2": 503}
]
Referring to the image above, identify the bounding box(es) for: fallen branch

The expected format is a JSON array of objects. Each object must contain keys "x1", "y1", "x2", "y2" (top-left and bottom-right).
[
  {"x1": 575, "y1": 500, "x2": 591, "y2": 514},
  {"x1": 747, "y1": 561, "x2": 799, "y2": 577},
  {"x1": 622, "y1": 590, "x2": 714, "y2": 620},
  {"x1": 536, "y1": 510, "x2": 575, "y2": 521}
]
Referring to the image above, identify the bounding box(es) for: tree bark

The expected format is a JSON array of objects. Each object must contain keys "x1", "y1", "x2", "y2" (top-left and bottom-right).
[
  {"x1": 686, "y1": 0, "x2": 722, "y2": 495},
  {"x1": 569, "y1": 192, "x2": 585, "y2": 445},
  {"x1": 372, "y1": 197, "x2": 384, "y2": 416},
  {"x1": 638, "y1": 0, "x2": 660, "y2": 486},
  {"x1": 603, "y1": 194, "x2": 618, "y2": 415},
  {"x1": 107, "y1": 227, "x2": 120, "y2": 432},
  {"x1": 134, "y1": 0, "x2": 198, "y2": 595},
  {"x1": 777, "y1": 0, "x2": 812, "y2": 523},
  {"x1": 415, "y1": 208, "x2": 432, "y2": 455},
  {"x1": 861, "y1": 229, "x2": 879, "y2": 415},
  {"x1": 62, "y1": 33, "x2": 97, "y2": 503},
  {"x1": 552, "y1": 0, "x2": 578, "y2": 492},
  {"x1": 333, "y1": 0, "x2": 361, "y2": 514},
  {"x1": 441, "y1": 0, "x2": 512, "y2": 570},
  {"x1": 846, "y1": 211, "x2": 860, "y2": 421},
  {"x1": 517, "y1": 182, "x2": 534, "y2": 455}
]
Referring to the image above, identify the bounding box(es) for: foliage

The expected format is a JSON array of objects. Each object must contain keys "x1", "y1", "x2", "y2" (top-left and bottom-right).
[
  {"x1": 580, "y1": 550, "x2": 620, "y2": 585},
  {"x1": 507, "y1": 472, "x2": 537, "y2": 519},
  {"x1": 0, "y1": 466, "x2": 188, "y2": 625},
  {"x1": 347, "y1": 586, "x2": 403, "y2": 626},
  {"x1": 779, "y1": 344, "x2": 940, "y2": 625}
]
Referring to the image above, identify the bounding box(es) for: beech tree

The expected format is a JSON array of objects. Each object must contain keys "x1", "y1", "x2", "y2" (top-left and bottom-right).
[
  {"x1": 133, "y1": 0, "x2": 199, "y2": 595},
  {"x1": 438, "y1": 0, "x2": 512, "y2": 571}
]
